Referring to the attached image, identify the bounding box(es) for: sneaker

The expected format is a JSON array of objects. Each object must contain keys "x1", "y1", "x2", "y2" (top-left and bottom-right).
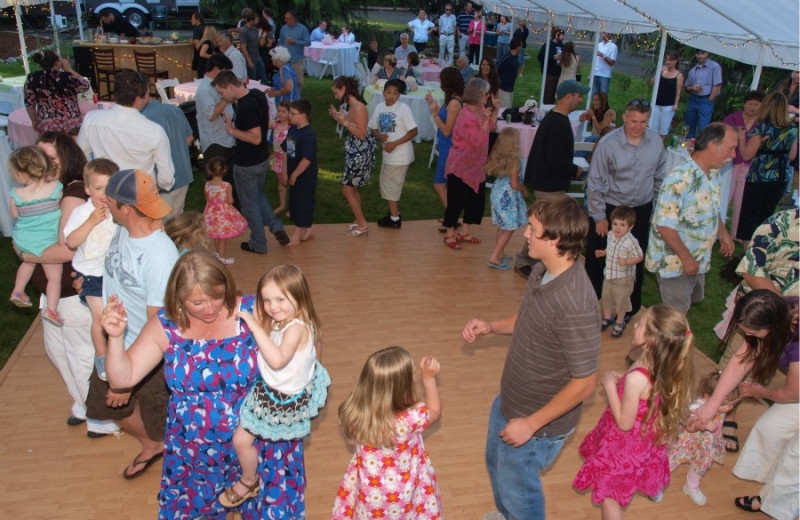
[
  {"x1": 9, "y1": 290, "x2": 32, "y2": 308},
  {"x1": 682, "y1": 484, "x2": 707, "y2": 506},
  {"x1": 650, "y1": 490, "x2": 664, "y2": 503},
  {"x1": 513, "y1": 264, "x2": 532, "y2": 280},
  {"x1": 240, "y1": 242, "x2": 266, "y2": 254},
  {"x1": 377, "y1": 213, "x2": 402, "y2": 228},
  {"x1": 43, "y1": 308, "x2": 65, "y2": 327},
  {"x1": 66, "y1": 416, "x2": 86, "y2": 426},
  {"x1": 273, "y1": 230, "x2": 291, "y2": 245},
  {"x1": 215, "y1": 253, "x2": 235, "y2": 265},
  {"x1": 95, "y1": 356, "x2": 108, "y2": 382}
]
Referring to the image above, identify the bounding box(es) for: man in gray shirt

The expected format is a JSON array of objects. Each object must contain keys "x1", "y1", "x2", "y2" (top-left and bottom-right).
[
  {"x1": 585, "y1": 99, "x2": 666, "y2": 319},
  {"x1": 278, "y1": 10, "x2": 310, "y2": 92},
  {"x1": 217, "y1": 30, "x2": 246, "y2": 81},
  {"x1": 240, "y1": 10, "x2": 266, "y2": 84}
]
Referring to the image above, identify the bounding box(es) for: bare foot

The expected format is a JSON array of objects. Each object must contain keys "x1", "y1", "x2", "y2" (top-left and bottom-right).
[
  {"x1": 300, "y1": 229, "x2": 313, "y2": 241},
  {"x1": 287, "y1": 239, "x2": 301, "y2": 246}
]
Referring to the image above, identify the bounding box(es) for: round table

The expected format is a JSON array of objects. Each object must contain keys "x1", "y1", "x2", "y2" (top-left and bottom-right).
[
  {"x1": 304, "y1": 42, "x2": 359, "y2": 78},
  {"x1": 7, "y1": 102, "x2": 112, "y2": 148},
  {"x1": 173, "y1": 80, "x2": 276, "y2": 119},
  {"x1": 363, "y1": 85, "x2": 444, "y2": 142}
]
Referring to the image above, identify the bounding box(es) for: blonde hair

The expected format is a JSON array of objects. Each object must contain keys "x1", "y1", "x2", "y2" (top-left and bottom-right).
[
  {"x1": 485, "y1": 127, "x2": 520, "y2": 177},
  {"x1": 201, "y1": 25, "x2": 218, "y2": 45},
  {"x1": 638, "y1": 305, "x2": 694, "y2": 444},
  {"x1": 9, "y1": 145, "x2": 56, "y2": 182},
  {"x1": 255, "y1": 264, "x2": 321, "y2": 339},
  {"x1": 338, "y1": 346, "x2": 419, "y2": 447},
  {"x1": 758, "y1": 91, "x2": 791, "y2": 128},
  {"x1": 165, "y1": 211, "x2": 211, "y2": 252},
  {"x1": 163, "y1": 251, "x2": 238, "y2": 330},
  {"x1": 83, "y1": 158, "x2": 119, "y2": 184}
]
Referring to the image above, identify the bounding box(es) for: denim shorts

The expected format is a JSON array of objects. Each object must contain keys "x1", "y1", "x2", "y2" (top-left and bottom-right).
[{"x1": 75, "y1": 271, "x2": 103, "y2": 303}]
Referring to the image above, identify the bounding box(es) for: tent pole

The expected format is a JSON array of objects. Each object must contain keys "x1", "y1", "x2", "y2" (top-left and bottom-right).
[
  {"x1": 15, "y1": 4, "x2": 30, "y2": 74},
  {"x1": 751, "y1": 44, "x2": 767, "y2": 90},
  {"x1": 478, "y1": 13, "x2": 485, "y2": 66},
  {"x1": 539, "y1": 19, "x2": 551, "y2": 107},
  {"x1": 75, "y1": 0, "x2": 85, "y2": 41},
  {"x1": 585, "y1": 26, "x2": 601, "y2": 112},
  {"x1": 649, "y1": 29, "x2": 668, "y2": 127},
  {"x1": 50, "y1": 0, "x2": 60, "y2": 55}
]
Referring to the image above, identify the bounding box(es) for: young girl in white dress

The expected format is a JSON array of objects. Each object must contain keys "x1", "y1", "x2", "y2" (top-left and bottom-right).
[
  {"x1": 487, "y1": 127, "x2": 527, "y2": 270},
  {"x1": 219, "y1": 263, "x2": 330, "y2": 508}
]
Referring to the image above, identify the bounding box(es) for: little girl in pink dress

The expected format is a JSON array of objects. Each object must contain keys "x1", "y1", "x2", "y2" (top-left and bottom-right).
[
  {"x1": 270, "y1": 100, "x2": 291, "y2": 215},
  {"x1": 203, "y1": 157, "x2": 247, "y2": 264}
]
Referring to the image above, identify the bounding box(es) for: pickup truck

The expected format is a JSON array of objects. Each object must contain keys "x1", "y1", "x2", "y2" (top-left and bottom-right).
[{"x1": 81, "y1": 0, "x2": 201, "y2": 29}]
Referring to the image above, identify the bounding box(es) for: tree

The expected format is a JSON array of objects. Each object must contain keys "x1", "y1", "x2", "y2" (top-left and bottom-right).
[{"x1": 201, "y1": 0, "x2": 366, "y2": 28}]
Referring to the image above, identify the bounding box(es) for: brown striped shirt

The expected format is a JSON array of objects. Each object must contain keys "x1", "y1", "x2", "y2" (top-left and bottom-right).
[{"x1": 500, "y1": 261, "x2": 601, "y2": 437}]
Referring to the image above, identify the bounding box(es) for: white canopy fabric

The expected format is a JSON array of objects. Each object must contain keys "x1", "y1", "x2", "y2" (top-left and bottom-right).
[{"x1": 482, "y1": 0, "x2": 799, "y2": 70}]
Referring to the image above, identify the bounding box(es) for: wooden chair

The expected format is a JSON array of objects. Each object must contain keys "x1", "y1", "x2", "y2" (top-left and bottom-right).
[
  {"x1": 92, "y1": 48, "x2": 118, "y2": 100},
  {"x1": 133, "y1": 50, "x2": 168, "y2": 97}
]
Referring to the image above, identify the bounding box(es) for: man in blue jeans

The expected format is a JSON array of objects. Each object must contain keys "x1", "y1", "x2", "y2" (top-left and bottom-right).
[
  {"x1": 213, "y1": 70, "x2": 289, "y2": 252},
  {"x1": 462, "y1": 195, "x2": 601, "y2": 520},
  {"x1": 684, "y1": 49, "x2": 722, "y2": 138}
]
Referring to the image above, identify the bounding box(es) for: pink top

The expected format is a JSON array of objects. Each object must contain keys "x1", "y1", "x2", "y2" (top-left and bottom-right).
[
  {"x1": 445, "y1": 106, "x2": 495, "y2": 193},
  {"x1": 722, "y1": 110, "x2": 757, "y2": 166},
  {"x1": 468, "y1": 19, "x2": 484, "y2": 45}
]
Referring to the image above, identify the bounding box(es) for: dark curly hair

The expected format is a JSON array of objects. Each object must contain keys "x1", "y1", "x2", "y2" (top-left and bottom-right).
[{"x1": 439, "y1": 67, "x2": 465, "y2": 105}]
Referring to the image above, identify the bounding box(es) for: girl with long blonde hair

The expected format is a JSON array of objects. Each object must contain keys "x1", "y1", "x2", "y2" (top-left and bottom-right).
[
  {"x1": 332, "y1": 346, "x2": 442, "y2": 519},
  {"x1": 486, "y1": 127, "x2": 527, "y2": 270},
  {"x1": 574, "y1": 305, "x2": 694, "y2": 519}
]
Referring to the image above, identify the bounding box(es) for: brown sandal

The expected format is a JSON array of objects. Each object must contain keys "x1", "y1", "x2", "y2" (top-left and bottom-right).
[{"x1": 219, "y1": 476, "x2": 260, "y2": 508}]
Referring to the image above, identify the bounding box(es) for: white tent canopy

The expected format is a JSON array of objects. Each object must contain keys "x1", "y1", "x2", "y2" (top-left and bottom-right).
[{"x1": 482, "y1": 0, "x2": 799, "y2": 70}]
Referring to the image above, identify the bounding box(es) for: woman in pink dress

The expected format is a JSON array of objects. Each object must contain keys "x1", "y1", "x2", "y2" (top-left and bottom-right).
[{"x1": 441, "y1": 78, "x2": 498, "y2": 250}]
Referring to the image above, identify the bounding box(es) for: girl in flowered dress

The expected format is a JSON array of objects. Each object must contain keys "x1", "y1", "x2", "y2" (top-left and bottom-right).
[
  {"x1": 667, "y1": 371, "x2": 739, "y2": 506},
  {"x1": 486, "y1": 127, "x2": 527, "y2": 270},
  {"x1": 573, "y1": 305, "x2": 695, "y2": 519},
  {"x1": 203, "y1": 157, "x2": 247, "y2": 264},
  {"x1": 332, "y1": 346, "x2": 442, "y2": 519},
  {"x1": 220, "y1": 264, "x2": 331, "y2": 509},
  {"x1": 269, "y1": 100, "x2": 291, "y2": 215}
]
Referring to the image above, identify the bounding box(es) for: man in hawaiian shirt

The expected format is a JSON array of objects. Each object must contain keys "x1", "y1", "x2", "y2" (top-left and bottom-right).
[{"x1": 645, "y1": 122, "x2": 736, "y2": 312}]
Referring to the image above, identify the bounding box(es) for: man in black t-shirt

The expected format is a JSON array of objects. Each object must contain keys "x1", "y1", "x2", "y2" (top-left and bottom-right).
[
  {"x1": 99, "y1": 9, "x2": 139, "y2": 37},
  {"x1": 212, "y1": 71, "x2": 290, "y2": 253}
]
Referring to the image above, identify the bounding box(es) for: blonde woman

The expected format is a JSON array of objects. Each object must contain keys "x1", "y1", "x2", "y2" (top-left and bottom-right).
[{"x1": 195, "y1": 25, "x2": 218, "y2": 79}]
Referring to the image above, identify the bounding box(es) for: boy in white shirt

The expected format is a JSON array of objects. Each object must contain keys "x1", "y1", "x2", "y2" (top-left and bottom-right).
[
  {"x1": 368, "y1": 79, "x2": 418, "y2": 228},
  {"x1": 63, "y1": 159, "x2": 119, "y2": 380}
]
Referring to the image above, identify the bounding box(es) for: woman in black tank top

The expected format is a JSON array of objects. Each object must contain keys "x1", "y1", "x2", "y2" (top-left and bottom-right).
[{"x1": 650, "y1": 50, "x2": 684, "y2": 140}]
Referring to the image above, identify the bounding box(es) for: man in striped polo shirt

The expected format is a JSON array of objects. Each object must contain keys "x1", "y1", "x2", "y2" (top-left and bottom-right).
[
  {"x1": 456, "y1": 1, "x2": 474, "y2": 59},
  {"x1": 462, "y1": 195, "x2": 601, "y2": 520}
]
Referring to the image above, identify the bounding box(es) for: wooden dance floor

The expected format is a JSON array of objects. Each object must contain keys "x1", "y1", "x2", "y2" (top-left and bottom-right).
[{"x1": 0, "y1": 220, "x2": 775, "y2": 519}]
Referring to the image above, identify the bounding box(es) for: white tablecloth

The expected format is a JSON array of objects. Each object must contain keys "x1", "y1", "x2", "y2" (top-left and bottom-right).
[
  {"x1": 304, "y1": 42, "x2": 359, "y2": 78},
  {"x1": 173, "y1": 80, "x2": 276, "y2": 119},
  {"x1": 0, "y1": 134, "x2": 16, "y2": 237},
  {"x1": 0, "y1": 75, "x2": 95, "y2": 111},
  {"x1": 363, "y1": 85, "x2": 444, "y2": 142}
]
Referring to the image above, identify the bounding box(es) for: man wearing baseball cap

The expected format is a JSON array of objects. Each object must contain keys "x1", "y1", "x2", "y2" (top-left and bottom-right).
[
  {"x1": 85, "y1": 169, "x2": 179, "y2": 479},
  {"x1": 515, "y1": 79, "x2": 589, "y2": 278}
]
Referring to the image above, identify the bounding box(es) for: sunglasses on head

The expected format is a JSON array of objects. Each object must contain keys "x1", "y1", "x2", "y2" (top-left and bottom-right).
[{"x1": 626, "y1": 99, "x2": 650, "y2": 108}]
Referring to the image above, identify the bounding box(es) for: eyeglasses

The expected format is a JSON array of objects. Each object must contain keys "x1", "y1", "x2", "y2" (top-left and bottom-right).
[
  {"x1": 289, "y1": 111, "x2": 301, "y2": 116},
  {"x1": 626, "y1": 99, "x2": 650, "y2": 108},
  {"x1": 445, "y1": 8, "x2": 452, "y2": 11}
]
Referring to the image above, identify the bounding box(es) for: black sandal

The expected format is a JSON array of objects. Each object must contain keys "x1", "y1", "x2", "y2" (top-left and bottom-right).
[
  {"x1": 601, "y1": 317, "x2": 616, "y2": 331},
  {"x1": 723, "y1": 420, "x2": 740, "y2": 453},
  {"x1": 734, "y1": 495, "x2": 762, "y2": 513}
]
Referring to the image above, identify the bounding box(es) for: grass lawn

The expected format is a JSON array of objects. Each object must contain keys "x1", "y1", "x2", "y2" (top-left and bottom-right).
[{"x1": 0, "y1": 60, "x2": 740, "y2": 370}]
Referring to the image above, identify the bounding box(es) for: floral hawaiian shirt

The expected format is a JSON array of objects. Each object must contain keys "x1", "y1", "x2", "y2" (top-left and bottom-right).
[
  {"x1": 645, "y1": 159, "x2": 721, "y2": 278},
  {"x1": 736, "y1": 208, "x2": 799, "y2": 297}
]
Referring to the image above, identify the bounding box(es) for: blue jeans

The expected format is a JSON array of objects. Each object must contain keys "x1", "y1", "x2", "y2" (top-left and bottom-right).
[
  {"x1": 247, "y1": 58, "x2": 268, "y2": 84},
  {"x1": 234, "y1": 160, "x2": 284, "y2": 252},
  {"x1": 592, "y1": 75, "x2": 610, "y2": 95},
  {"x1": 684, "y1": 94, "x2": 713, "y2": 139},
  {"x1": 486, "y1": 395, "x2": 569, "y2": 520},
  {"x1": 496, "y1": 42, "x2": 509, "y2": 60}
]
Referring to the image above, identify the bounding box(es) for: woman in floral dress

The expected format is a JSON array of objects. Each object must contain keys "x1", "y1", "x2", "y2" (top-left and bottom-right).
[{"x1": 24, "y1": 50, "x2": 90, "y2": 134}]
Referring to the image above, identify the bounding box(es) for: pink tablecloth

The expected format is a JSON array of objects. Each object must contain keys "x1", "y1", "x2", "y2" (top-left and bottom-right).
[
  {"x1": 174, "y1": 80, "x2": 275, "y2": 119},
  {"x1": 304, "y1": 42, "x2": 357, "y2": 61},
  {"x1": 7, "y1": 102, "x2": 113, "y2": 147},
  {"x1": 496, "y1": 119, "x2": 581, "y2": 159},
  {"x1": 421, "y1": 62, "x2": 442, "y2": 83}
]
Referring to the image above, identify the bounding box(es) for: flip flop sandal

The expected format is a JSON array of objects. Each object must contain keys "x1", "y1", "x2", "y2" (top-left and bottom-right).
[
  {"x1": 723, "y1": 420, "x2": 740, "y2": 452},
  {"x1": 457, "y1": 233, "x2": 481, "y2": 244},
  {"x1": 734, "y1": 495, "x2": 762, "y2": 513},
  {"x1": 487, "y1": 261, "x2": 511, "y2": 270},
  {"x1": 219, "y1": 477, "x2": 261, "y2": 508},
  {"x1": 610, "y1": 322, "x2": 626, "y2": 338},
  {"x1": 123, "y1": 452, "x2": 164, "y2": 480}
]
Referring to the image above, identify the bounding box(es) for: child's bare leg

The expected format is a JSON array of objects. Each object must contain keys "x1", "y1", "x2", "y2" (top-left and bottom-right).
[
  {"x1": 214, "y1": 238, "x2": 223, "y2": 257},
  {"x1": 42, "y1": 263, "x2": 63, "y2": 313},
  {"x1": 231, "y1": 425, "x2": 260, "y2": 490},
  {"x1": 13, "y1": 262, "x2": 36, "y2": 295},
  {"x1": 300, "y1": 226, "x2": 313, "y2": 241},
  {"x1": 288, "y1": 226, "x2": 303, "y2": 246},
  {"x1": 274, "y1": 178, "x2": 287, "y2": 214},
  {"x1": 489, "y1": 229, "x2": 513, "y2": 264},
  {"x1": 85, "y1": 296, "x2": 107, "y2": 357},
  {"x1": 600, "y1": 498, "x2": 623, "y2": 520}
]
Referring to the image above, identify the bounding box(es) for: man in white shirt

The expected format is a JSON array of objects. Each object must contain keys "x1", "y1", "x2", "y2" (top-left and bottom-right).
[
  {"x1": 438, "y1": 4, "x2": 457, "y2": 66},
  {"x1": 217, "y1": 30, "x2": 247, "y2": 81},
  {"x1": 310, "y1": 20, "x2": 327, "y2": 42},
  {"x1": 408, "y1": 9, "x2": 436, "y2": 53},
  {"x1": 394, "y1": 33, "x2": 412, "y2": 62},
  {"x1": 592, "y1": 33, "x2": 618, "y2": 95},
  {"x1": 78, "y1": 69, "x2": 174, "y2": 192}
]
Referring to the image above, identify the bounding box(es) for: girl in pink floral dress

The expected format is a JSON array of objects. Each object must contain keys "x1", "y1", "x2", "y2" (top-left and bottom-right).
[
  {"x1": 667, "y1": 371, "x2": 738, "y2": 506},
  {"x1": 573, "y1": 305, "x2": 695, "y2": 519},
  {"x1": 332, "y1": 347, "x2": 442, "y2": 520},
  {"x1": 269, "y1": 100, "x2": 291, "y2": 215},
  {"x1": 203, "y1": 157, "x2": 247, "y2": 264}
]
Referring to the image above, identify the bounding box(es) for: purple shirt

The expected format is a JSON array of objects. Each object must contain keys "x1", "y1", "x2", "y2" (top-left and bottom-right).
[{"x1": 722, "y1": 110, "x2": 757, "y2": 166}]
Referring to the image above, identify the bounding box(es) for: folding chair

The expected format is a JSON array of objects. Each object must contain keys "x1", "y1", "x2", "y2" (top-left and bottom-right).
[
  {"x1": 155, "y1": 78, "x2": 180, "y2": 105},
  {"x1": 317, "y1": 48, "x2": 340, "y2": 79},
  {"x1": 428, "y1": 130, "x2": 439, "y2": 168}
]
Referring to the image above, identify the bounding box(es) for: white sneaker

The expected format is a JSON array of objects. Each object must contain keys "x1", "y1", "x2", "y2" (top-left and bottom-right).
[
  {"x1": 682, "y1": 484, "x2": 707, "y2": 505},
  {"x1": 650, "y1": 490, "x2": 664, "y2": 502},
  {"x1": 483, "y1": 513, "x2": 507, "y2": 520}
]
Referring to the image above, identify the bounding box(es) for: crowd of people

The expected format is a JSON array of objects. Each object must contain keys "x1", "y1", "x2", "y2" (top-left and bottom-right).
[{"x1": 4, "y1": 3, "x2": 800, "y2": 520}]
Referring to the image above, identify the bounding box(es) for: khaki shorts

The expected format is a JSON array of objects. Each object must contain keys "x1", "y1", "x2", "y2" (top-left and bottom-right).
[
  {"x1": 379, "y1": 162, "x2": 410, "y2": 202},
  {"x1": 86, "y1": 362, "x2": 169, "y2": 442},
  {"x1": 601, "y1": 276, "x2": 634, "y2": 319},
  {"x1": 656, "y1": 273, "x2": 705, "y2": 313}
]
